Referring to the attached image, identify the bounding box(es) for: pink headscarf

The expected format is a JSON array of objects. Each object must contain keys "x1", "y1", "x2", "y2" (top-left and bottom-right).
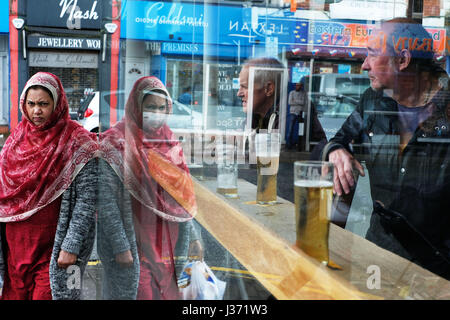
[
  {"x1": 0, "y1": 72, "x2": 99, "y2": 222},
  {"x1": 100, "y1": 76, "x2": 196, "y2": 222}
]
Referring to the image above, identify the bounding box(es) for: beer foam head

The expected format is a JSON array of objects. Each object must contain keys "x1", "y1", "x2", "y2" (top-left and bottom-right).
[
  {"x1": 255, "y1": 133, "x2": 280, "y2": 157},
  {"x1": 295, "y1": 180, "x2": 333, "y2": 188},
  {"x1": 256, "y1": 151, "x2": 280, "y2": 157}
]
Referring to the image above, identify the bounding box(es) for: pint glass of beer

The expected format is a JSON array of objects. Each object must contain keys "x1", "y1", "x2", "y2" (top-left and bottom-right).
[
  {"x1": 294, "y1": 161, "x2": 334, "y2": 264},
  {"x1": 216, "y1": 143, "x2": 239, "y2": 198},
  {"x1": 255, "y1": 133, "x2": 281, "y2": 205}
]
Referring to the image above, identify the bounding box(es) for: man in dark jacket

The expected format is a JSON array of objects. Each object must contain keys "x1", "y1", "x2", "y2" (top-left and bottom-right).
[{"x1": 322, "y1": 18, "x2": 450, "y2": 279}]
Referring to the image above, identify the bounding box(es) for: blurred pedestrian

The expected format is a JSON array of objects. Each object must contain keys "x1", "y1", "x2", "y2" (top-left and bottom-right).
[
  {"x1": 0, "y1": 72, "x2": 98, "y2": 300},
  {"x1": 178, "y1": 86, "x2": 192, "y2": 105},
  {"x1": 286, "y1": 82, "x2": 307, "y2": 149}
]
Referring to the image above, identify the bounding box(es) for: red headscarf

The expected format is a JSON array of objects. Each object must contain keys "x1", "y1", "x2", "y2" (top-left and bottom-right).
[
  {"x1": 0, "y1": 72, "x2": 99, "y2": 222},
  {"x1": 99, "y1": 76, "x2": 196, "y2": 222}
]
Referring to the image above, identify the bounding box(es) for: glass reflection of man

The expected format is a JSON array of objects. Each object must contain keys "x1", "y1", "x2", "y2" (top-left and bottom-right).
[
  {"x1": 237, "y1": 57, "x2": 285, "y2": 131},
  {"x1": 322, "y1": 18, "x2": 450, "y2": 279}
]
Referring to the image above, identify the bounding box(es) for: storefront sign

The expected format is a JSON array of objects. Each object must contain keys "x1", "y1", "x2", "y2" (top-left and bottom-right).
[
  {"x1": 252, "y1": 18, "x2": 368, "y2": 48},
  {"x1": 146, "y1": 42, "x2": 161, "y2": 55},
  {"x1": 121, "y1": 0, "x2": 251, "y2": 45},
  {"x1": 291, "y1": 66, "x2": 310, "y2": 83},
  {"x1": 0, "y1": 1, "x2": 8, "y2": 33},
  {"x1": 162, "y1": 42, "x2": 202, "y2": 55},
  {"x1": 29, "y1": 51, "x2": 98, "y2": 68},
  {"x1": 122, "y1": 0, "x2": 207, "y2": 42},
  {"x1": 161, "y1": 41, "x2": 243, "y2": 58},
  {"x1": 27, "y1": 0, "x2": 103, "y2": 30},
  {"x1": 121, "y1": 1, "x2": 363, "y2": 49},
  {"x1": 330, "y1": 0, "x2": 408, "y2": 21},
  {"x1": 265, "y1": 36, "x2": 279, "y2": 58},
  {"x1": 274, "y1": 18, "x2": 446, "y2": 54},
  {"x1": 122, "y1": 1, "x2": 446, "y2": 55},
  {"x1": 28, "y1": 35, "x2": 101, "y2": 50},
  {"x1": 426, "y1": 28, "x2": 446, "y2": 53}
]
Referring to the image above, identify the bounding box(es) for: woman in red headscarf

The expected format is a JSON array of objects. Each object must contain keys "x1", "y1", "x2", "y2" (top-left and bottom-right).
[
  {"x1": 98, "y1": 76, "x2": 202, "y2": 300},
  {"x1": 0, "y1": 72, "x2": 98, "y2": 300}
]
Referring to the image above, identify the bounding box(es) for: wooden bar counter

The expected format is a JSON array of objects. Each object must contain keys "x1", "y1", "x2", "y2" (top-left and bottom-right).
[{"x1": 192, "y1": 177, "x2": 450, "y2": 300}]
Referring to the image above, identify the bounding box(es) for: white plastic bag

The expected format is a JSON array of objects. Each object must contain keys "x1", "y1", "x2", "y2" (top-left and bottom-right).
[{"x1": 178, "y1": 260, "x2": 226, "y2": 300}]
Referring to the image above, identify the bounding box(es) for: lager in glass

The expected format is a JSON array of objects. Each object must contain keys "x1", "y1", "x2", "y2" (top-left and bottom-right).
[
  {"x1": 217, "y1": 163, "x2": 238, "y2": 198},
  {"x1": 294, "y1": 180, "x2": 333, "y2": 264},
  {"x1": 256, "y1": 154, "x2": 279, "y2": 204},
  {"x1": 255, "y1": 133, "x2": 280, "y2": 205},
  {"x1": 294, "y1": 161, "x2": 334, "y2": 264}
]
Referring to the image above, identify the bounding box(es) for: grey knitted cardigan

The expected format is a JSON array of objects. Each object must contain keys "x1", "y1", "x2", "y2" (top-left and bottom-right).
[
  {"x1": 0, "y1": 159, "x2": 97, "y2": 300},
  {"x1": 97, "y1": 159, "x2": 201, "y2": 300}
]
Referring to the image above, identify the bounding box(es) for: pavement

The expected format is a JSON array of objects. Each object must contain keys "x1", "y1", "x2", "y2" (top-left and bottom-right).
[
  {"x1": 0, "y1": 148, "x2": 313, "y2": 300},
  {"x1": 79, "y1": 148, "x2": 311, "y2": 300},
  {"x1": 81, "y1": 148, "x2": 312, "y2": 300},
  {"x1": 1, "y1": 144, "x2": 374, "y2": 300}
]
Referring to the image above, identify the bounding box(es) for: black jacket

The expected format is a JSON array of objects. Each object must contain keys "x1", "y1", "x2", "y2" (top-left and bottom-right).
[{"x1": 322, "y1": 87, "x2": 450, "y2": 279}]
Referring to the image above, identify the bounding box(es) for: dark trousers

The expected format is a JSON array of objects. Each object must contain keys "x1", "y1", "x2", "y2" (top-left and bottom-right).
[{"x1": 286, "y1": 112, "x2": 302, "y2": 148}]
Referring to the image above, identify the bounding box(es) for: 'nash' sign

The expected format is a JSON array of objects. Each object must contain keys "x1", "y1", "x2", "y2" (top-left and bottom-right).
[{"x1": 27, "y1": 0, "x2": 103, "y2": 30}]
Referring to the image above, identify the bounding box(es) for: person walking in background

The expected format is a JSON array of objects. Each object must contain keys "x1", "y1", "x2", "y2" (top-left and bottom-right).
[
  {"x1": 178, "y1": 86, "x2": 193, "y2": 105},
  {"x1": 0, "y1": 72, "x2": 98, "y2": 300},
  {"x1": 286, "y1": 82, "x2": 307, "y2": 149}
]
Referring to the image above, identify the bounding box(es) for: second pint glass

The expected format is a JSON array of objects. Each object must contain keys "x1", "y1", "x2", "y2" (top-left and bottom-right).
[
  {"x1": 294, "y1": 161, "x2": 334, "y2": 264},
  {"x1": 255, "y1": 133, "x2": 280, "y2": 205},
  {"x1": 216, "y1": 143, "x2": 238, "y2": 198}
]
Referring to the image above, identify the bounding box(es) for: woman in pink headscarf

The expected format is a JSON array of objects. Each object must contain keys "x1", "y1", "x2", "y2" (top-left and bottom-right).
[
  {"x1": 98, "y1": 76, "x2": 202, "y2": 300},
  {"x1": 0, "y1": 72, "x2": 98, "y2": 300}
]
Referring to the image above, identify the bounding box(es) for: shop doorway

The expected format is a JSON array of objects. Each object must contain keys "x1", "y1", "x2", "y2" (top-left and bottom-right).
[{"x1": 29, "y1": 66, "x2": 98, "y2": 114}]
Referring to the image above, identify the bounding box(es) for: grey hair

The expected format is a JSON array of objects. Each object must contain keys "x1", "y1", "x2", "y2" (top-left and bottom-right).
[{"x1": 244, "y1": 57, "x2": 285, "y2": 88}]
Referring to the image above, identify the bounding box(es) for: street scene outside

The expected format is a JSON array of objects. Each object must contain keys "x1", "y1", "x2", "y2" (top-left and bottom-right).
[{"x1": 0, "y1": 0, "x2": 449, "y2": 302}]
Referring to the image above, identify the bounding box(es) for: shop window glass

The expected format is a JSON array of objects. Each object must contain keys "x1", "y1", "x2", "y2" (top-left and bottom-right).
[{"x1": 95, "y1": 0, "x2": 449, "y2": 301}]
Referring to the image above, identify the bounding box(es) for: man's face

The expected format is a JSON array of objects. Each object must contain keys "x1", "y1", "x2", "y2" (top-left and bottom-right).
[
  {"x1": 362, "y1": 28, "x2": 397, "y2": 91},
  {"x1": 236, "y1": 66, "x2": 267, "y2": 114}
]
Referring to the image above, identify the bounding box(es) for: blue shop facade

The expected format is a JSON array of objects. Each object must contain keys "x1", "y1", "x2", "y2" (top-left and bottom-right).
[{"x1": 115, "y1": 0, "x2": 447, "y2": 148}]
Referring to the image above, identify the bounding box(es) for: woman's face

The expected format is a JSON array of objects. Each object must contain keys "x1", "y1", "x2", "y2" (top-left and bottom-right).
[
  {"x1": 25, "y1": 87, "x2": 54, "y2": 126},
  {"x1": 142, "y1": 93, "x2": 168, "y2": 129}
]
